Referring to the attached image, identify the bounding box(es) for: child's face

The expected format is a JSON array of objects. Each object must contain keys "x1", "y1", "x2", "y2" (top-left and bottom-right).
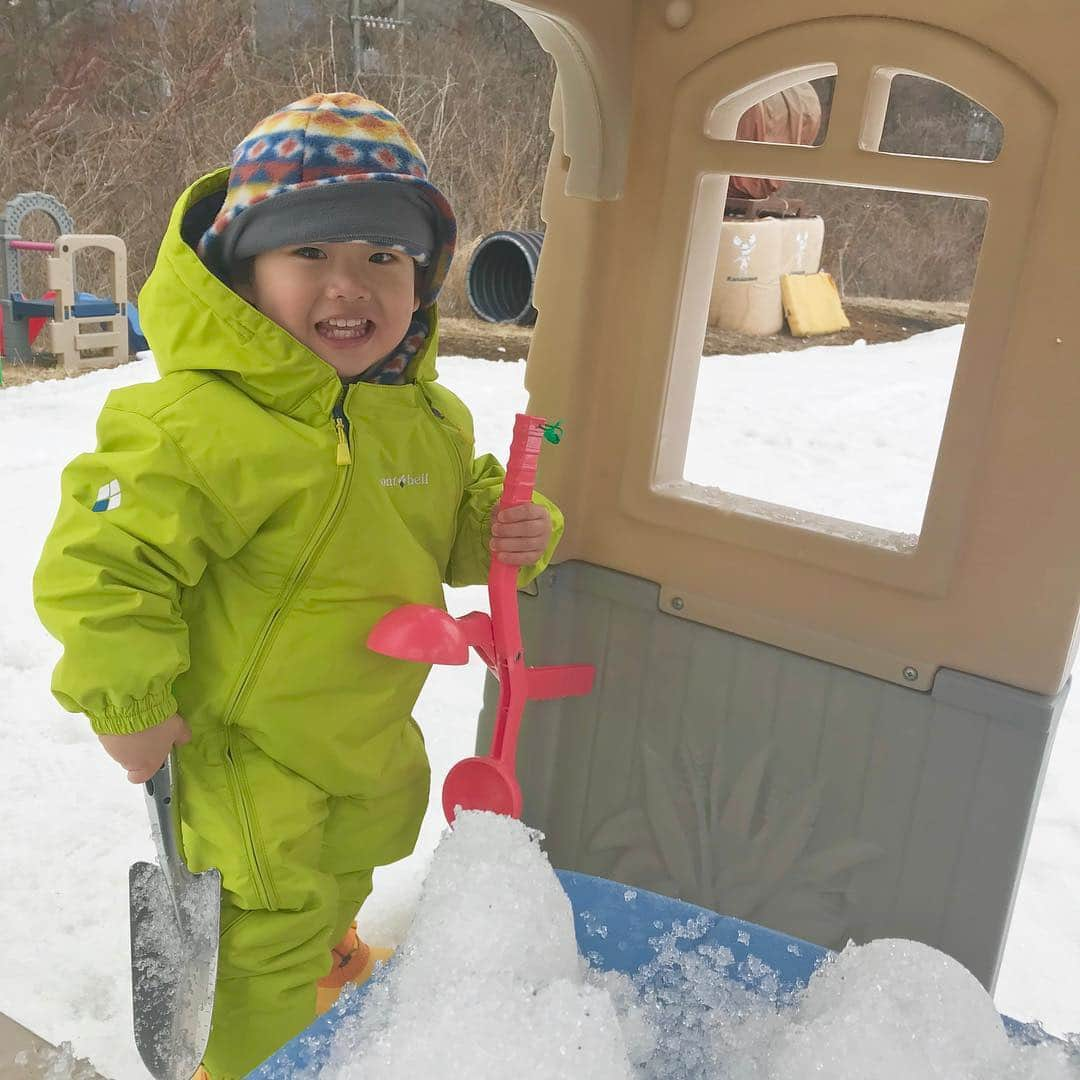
[{"x1": 239, "y1": 241, "x2": 421, "y2": 378}]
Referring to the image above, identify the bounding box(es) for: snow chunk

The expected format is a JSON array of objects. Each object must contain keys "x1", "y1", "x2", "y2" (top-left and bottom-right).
[
  {"x1": 754, "y1": 938, "x2": 1079, "y2": 1079},
  {"x1": 316, "y1": 812, "x2": 633, "y2": 1079},
  {"x1": 13, "y1": 1040, "x2": 101, "y2": 1079},
  {"x1": 396, "y1": 810, "x2": 580, "y2": 987},
  {"x1": 630, "y1": 935, "x2": 1080, "y2": 1080}
]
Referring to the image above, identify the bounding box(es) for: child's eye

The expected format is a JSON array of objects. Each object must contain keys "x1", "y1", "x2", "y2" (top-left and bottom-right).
[
  {"x1": 293, "y1": 246, "x2": 326, "y2": 259},
  {"x1": 369, "y1": 251, "x2": 397, "y2": 264}
]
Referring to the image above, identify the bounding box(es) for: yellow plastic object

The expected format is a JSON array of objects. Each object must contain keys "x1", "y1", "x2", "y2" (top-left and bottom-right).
[{"x1": 781, "y1": 271, "x2": 850, "y2": 336}]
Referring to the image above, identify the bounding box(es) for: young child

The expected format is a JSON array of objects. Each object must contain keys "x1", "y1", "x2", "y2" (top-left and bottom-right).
[{"x1": 33, "y1": 92, "x2": 562, "y2": 1078}]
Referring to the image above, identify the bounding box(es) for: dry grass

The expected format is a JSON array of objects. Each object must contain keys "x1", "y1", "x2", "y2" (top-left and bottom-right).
[
  {"x1": 1, "y1": 1, "x2": 992, "y2": 367},
  {"x1": 1, "y1": 356, "x2": 68, "y2": 387},
  {"x1": 0, "y1": 0, "x2": 554, "y2": 317},
  {"x1": 795, "y1": 182, "x2": 988, "y2": 303}
]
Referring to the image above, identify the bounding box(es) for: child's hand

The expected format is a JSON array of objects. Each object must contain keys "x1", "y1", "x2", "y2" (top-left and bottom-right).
[
  {"x1": 490, "y1": 503, "x2": 552, "y2": 567},
  {"x1": 98, "y1": 712, "x2": 192, "y2": 784}
]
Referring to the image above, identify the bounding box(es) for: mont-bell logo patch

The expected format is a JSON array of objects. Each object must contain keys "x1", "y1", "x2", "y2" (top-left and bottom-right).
[
  {"x1": 380, "y1": 473, "x2": 429, "y2": 489},
  {"x1": 91, "y1": 479, "x2": 122, "y2": 512}
]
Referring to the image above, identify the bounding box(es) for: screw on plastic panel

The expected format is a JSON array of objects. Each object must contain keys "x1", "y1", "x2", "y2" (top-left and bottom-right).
[
  {"x1": 665, "y1": 1, "x2": 693, "y2": 29},
  {"x1": 903, "y1": 666, "x2": 919, "y2": 682},
  {"x1": 671, "y1": 596, "x2": 685, "y2": 611}
]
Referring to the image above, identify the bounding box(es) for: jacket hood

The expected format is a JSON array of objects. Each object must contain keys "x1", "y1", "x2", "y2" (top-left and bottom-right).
[{"x1": 138, "y1": 167, "x2": 442, "y2": 424}]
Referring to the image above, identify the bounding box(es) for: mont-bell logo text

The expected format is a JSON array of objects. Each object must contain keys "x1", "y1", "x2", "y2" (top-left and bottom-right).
[{"x1": 380, "y1": 473, "x2": 429, "y2": 489}]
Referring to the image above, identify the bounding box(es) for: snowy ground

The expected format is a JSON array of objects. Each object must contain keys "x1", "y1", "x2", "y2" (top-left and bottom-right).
[{"x1": 0, "y1": 325, "x2": 1076, "y2": 1077}]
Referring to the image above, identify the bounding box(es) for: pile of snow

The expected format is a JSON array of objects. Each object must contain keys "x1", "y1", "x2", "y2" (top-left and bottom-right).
[
  {"x1": 309, "y1": 813, "x2": 1078, "y2": 1080},
  {"x1": 630, "y1": 929, "x2": 1078, "y2": 1079},
  {"x1": 316, "y1": 812, "x2": 634, "y2": 1079},
  {"x1": 748, "y1": 939, "x2": 1076, "y2": 1079}
]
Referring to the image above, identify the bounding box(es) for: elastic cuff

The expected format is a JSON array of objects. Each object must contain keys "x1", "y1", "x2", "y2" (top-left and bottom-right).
[{"x1": 88, "y1": 690, "x2": 179, "y2": 735}]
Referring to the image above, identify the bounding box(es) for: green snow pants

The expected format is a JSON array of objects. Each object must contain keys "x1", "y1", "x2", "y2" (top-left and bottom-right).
[{"x1": 175, "y1": 726, "x2": 429, "y2": 1079}]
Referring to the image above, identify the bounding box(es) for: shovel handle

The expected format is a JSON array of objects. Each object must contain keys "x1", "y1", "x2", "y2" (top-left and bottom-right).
[
  {"x1": 143, "y1": 755, "x2": 189, "y2": 918},
  {"x1": 487, "y1": 414, "x2": 549, "y2": 772},
  {"x1": 498, "y1": 414, "x2": 545, "y2": 512},
  {"x1": 489, "y1": 414, "x2": 546, "y2": 665}
]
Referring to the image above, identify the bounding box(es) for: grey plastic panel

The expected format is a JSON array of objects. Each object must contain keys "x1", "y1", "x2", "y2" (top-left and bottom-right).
[{"x1": 477, "y1": 560, "x2": 1067, "y2": 990}]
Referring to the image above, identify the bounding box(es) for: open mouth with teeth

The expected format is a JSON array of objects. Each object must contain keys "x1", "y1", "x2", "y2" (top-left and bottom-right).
[{"x1": 316, "y1": 317, "x2": 375, "y2": 345}]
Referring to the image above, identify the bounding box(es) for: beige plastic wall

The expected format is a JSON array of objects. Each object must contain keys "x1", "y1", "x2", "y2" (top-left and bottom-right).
[{"x1": 497, "y1": 0, "x2": 1079, "y2": 699}]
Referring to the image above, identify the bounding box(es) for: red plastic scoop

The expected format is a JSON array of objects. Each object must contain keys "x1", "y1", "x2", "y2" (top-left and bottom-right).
[{"x1": 367, "y1": 413, "x2": 594, "y2": 822}]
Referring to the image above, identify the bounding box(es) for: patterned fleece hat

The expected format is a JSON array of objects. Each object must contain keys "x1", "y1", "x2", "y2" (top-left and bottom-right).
[{"x1": 197, "y1": 93, "x2": 456, "y2": 311}]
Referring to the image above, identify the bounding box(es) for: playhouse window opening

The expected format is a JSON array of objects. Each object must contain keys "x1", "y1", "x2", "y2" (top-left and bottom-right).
[
  {"x1": 671, "y1": 176, "x2": 988, "y2": 542},
  {"x1": 719, "y1": 74, "x2": 835, "y2": 156},
  {"x1": 873, "y1": 74, "x2": 1002, "y2": 163},
  {"x1": 708, "y1": 69, "x2": 836, "y2": 147},
  {"x1": 72, "y1": 248, "x2": 120, "y2": 306}
]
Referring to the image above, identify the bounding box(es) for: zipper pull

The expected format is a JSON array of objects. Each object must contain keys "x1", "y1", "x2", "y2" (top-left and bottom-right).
[{"x1": 335, "y1": 417, "x2": 352, "y2": 466}]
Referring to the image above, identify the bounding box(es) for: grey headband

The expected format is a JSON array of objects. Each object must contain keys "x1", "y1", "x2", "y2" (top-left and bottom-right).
[{"x1": 218, "y1": 180, "x2": 438, "y2": 269}]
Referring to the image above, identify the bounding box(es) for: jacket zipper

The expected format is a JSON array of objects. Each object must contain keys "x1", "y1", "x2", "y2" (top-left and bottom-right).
[
  {"x1": 223, "y1": 732, "x2": 274, "y2": 909},
  {"x1": 333, "y1": 398, "x2": 352, "y2": 466},
  {"x1": 218, "y1": 386, "x2": 355, "y2": 907}
]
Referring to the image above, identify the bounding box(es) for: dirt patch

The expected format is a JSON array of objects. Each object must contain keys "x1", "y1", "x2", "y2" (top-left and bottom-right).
[
  {"x1": 701, "y1": 297, "x2": 967, "y2": 356},
  {"x1": 438, "y1": 317, "x2": 534, "y2": 363},
  {"x1": 1, "y1": 298, "x2": 967, "y2": 388},
  {"x1": 437, "y1": 298, "x2": 967, "y2": 362}
]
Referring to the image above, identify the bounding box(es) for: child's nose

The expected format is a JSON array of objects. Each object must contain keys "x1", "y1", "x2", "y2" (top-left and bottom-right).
[{"x1": 328, "y1": 270, "x2": 372, "y2": 301}]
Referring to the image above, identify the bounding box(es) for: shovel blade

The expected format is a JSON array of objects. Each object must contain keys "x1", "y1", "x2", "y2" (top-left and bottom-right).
[
  {"x1": 442, "y1": 756, "x2": 523, "y2": 822},
  {"x1": 129, "y1": 860, "x2": 221, "y2": 1080}
]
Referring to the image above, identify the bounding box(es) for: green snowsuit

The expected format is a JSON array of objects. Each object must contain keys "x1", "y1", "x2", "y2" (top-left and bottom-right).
[{"x1": 32, "y1": 167, "x2": 563, "y2": 1077}]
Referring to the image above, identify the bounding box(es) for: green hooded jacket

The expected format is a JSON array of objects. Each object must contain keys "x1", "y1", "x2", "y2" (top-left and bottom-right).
[{"x1": 33, "y1": 167, "x2": 563, "y2": 796}]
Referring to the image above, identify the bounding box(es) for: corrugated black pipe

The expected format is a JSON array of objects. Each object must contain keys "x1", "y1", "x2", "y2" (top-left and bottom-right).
[{"x1": 466, "y1": 230, "x2": 544, "y2": 326}]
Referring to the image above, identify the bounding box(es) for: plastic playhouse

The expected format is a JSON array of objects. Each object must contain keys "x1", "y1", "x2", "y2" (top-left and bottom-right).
[
  {"x1": 251, "y1": 0, "x2": 1080, "y2": 1069},
  {"x1": 472, "y1": 0, "x2": 1076, "y2": 989},
  {"x1": 0, "y1": 192, "x2": 147, "y2": 377}
]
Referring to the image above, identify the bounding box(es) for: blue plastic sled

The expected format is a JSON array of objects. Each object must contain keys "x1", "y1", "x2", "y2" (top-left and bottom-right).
[{"x1": 246, "y1": 870, "x2": 1056, "y2": 1077}]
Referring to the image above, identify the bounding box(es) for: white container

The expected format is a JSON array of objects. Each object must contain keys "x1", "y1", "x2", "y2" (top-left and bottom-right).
[
  {"x1": 779, "y1": 215, "x2": 824, "y2": 276},
  {"x1": 708, "y1": 218, "x2": 784, "y2": 335}
]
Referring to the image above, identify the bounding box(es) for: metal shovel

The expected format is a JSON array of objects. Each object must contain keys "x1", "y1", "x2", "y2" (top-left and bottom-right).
[{"x1": 128, "y1": 755, "x2": 221, "y2": 1080}]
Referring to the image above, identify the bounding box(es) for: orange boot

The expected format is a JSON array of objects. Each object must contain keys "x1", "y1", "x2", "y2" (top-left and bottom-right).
[{"x1": 315, "y1": 922, "x2": 394, "y2": 1013}]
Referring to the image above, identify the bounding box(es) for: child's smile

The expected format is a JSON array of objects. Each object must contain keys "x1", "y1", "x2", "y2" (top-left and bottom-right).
[
  {"x1": 316, "y1": 316, "x2": 377, "y2": 346},
  {"x1": 241, "y1": 241, "x2": 421, "y2": 378}
]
